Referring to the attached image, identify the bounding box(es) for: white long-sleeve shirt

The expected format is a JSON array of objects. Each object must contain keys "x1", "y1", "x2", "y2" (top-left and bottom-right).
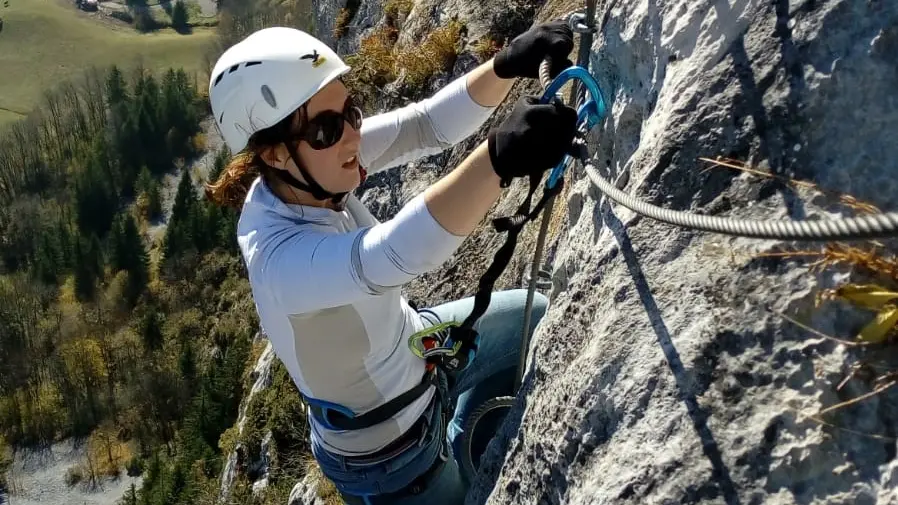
[{"x1": 236, "y1": 73, "x2": 496, "y2": 455}]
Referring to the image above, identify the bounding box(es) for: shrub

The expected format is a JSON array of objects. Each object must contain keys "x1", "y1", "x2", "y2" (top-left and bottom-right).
[
  {"x1": 384, "y1": 0, "x2": 413, "y2": 21},
  {"x1": 305, "y1": 458, "x2": 343, "y2": 505},
  {"x1": 65, "y1": 465, "x2": 84, "y2": 487},
  {"x1": 345, "y1": 26, "x2": 398, "y2": 85},
  {"x1": 109, "y1": 10, "x2": 134, "y2": 23},
  {"x1": 125, "y1": 455, "x2": 145, "y2": 476},
  {"x1": 333, "y1": 8, "x2": 351, "y2": 38},
  {"x1": 473, "y1": 36, "x2": 503, "y2": 62},
  {"x1": 332, "y1": 0, "x2": 361, "y2": 39},
  {"x1": 132, "y1": 9, "x2": 158, "y2": 32},
  {"x1": 394, "y1": 19, "x2": 463, "y2": 89},
  {"x1": 0, "y1": 435, "x2": 11, "y2": 490},
  {"x1": 345, "y1": 19, "x2": 463, "y2": 106}
]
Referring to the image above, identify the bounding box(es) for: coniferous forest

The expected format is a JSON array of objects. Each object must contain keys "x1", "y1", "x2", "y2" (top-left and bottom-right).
[
  {"x1": 0, "y1": 59, "x2": 260, "y2": 501},
  {"x1": 0, "y1": 2, "x2": 318, "y2": 504}
]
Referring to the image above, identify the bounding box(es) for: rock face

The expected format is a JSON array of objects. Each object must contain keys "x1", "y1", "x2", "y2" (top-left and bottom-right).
[
  {"x1": 467, "y1": 0, "x2": 898, "y2": 504},
  {"x1": 295, "y1": 0, "x2": 898, "y2": 504}
]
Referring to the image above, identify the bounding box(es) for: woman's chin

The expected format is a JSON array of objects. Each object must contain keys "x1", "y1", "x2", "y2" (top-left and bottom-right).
[{"x1": 333, "y1": 171, "x2": 361, "y2": 194}]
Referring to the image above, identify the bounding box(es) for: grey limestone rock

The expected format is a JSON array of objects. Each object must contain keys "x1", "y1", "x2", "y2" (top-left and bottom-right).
[{"x1": 468, "y1": 0, "x2": 898, "y2": 503}]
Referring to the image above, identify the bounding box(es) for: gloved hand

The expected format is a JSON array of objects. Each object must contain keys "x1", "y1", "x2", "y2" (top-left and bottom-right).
[
  {"x1": 488, "y1": 95, "x2": 578, "y2": 185},
  {"x1": 493, "y1": 20, "x2": 575, "y2": 80}
]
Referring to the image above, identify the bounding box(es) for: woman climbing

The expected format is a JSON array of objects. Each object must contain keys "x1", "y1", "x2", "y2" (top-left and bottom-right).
[{"x1": 206, "y1": 21, "x2": 577, "y2": 504}]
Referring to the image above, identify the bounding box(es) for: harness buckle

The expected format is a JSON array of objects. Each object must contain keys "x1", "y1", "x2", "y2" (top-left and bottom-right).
[
  {"x1": 407, "y1": 322, "x2": 480, "y2": 373},
  {"x1": 431, "y1": 326, "x2": 480, "y2": 373}
]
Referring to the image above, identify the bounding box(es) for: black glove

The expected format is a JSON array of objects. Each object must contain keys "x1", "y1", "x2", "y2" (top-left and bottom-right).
[
  {"x1": 494, "y1": 20, "x2": 575, "y2": 80},
  {"x1": 488, "y1": 95, "x2": 578, "y2": 185}
]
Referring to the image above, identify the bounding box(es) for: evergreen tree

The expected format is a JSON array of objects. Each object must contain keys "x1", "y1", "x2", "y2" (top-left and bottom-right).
[
  {"x1": 128, "y1": 73, "x2": 164, "y2": 175},
  {"x1": 164, "y1": 169, "x2": 197, "y2": 258},
  {"x1": 136, "y1": 166, "x2": 154, "y2": 195},
  {"x1": 105, "y1": 65, "x2": 129, "y2": 107},
  {"x1": 178, "y1": 340, "x2": 197, "y2": 394},
  {"x1": 122, "y1": 214, "x2": 149, "y2": 304},
  {"x1": 74, "y1": 143, "x2": 118, "y2": 238},
  {"x1": 108, "y1": 213, "x2": 148, "y2": 305},
  {"x1": 109, "y1": 215, "x2": 128, "y2": 273},
  {"x1": 121, "y1": 483, "x2": 138, "y2": 505},
  {"x1": 147, "y1": 180, "x2": 163, "y2": 222},
  {"x1": 138, "y1": 311, "x2": 164, "y2": 351},
  {"x1": 174, "y1": 69, "x2": 200, "y2": 134},
  {"x1": 200, "y1": 149, "x2": 239, "y2": 254},
  {"x1": 202, "y1": 203, "x2": 237, "y2": 253},
  {"x1": 73, "y1": 234, "x2": 102, "y2": 301},
  {"x1": 172, "y1": 168, "x2": 196, "y2": 217},
  {"x1": 33, "y1": 232, "x2": 61, "y2": 284},
  {"x1": 136, "y1": 166, "x2": 163, "y2": 222},
  {"x1": 171, "y1": 1, "x2": 189, "y2": 32},
  {"x1": 206, "y1": 146, "x2": 229, "y2": 184},
  {"x1": 57, "y1": 218, "x2": 73, "y2": 271}
]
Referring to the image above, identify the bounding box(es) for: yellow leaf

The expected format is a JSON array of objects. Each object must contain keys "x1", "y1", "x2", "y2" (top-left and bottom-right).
[
  {"x1": 835, "y1": 284, "x2": 898, "y2": 311},
  {"x1": 857, "y1": 307, "x2": 898, "y2": 344}
]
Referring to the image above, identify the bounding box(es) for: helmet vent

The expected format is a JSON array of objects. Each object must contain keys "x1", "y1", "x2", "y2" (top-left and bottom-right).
[
  {"x1": 261, "y1": 85, "x2": 277, "y2": 108},
  {"x1": 213, "y1": 61, "x2": 262, "y2": 88}
]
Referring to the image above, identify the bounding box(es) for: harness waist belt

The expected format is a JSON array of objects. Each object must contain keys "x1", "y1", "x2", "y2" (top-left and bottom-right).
[{"x1": 308, "y1": 369, "x2": 439, "y2": 431}]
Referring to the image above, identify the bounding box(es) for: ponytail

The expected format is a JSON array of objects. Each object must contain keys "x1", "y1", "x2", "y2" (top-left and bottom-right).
[
  {"x1": 205, "y1": 106, "x2": 304, "y2": 209},
  {"x1": 205, "y1": 151, "x2": 264, "y2": 209}
]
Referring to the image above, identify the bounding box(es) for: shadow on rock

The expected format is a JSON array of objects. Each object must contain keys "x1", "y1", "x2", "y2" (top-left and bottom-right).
[{"x1": 600, "y1": 197, "x2": 742, "y2": 505}]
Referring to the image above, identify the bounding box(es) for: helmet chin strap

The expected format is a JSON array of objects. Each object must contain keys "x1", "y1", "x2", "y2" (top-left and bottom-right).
[{"x1": 269, "y1": 141, "x2": 349, "y2": 205}]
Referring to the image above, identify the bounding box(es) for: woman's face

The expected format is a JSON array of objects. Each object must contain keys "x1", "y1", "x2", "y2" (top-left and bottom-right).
[{"x1": 277, "y1": 79, "x2": 363, "y2": 199}]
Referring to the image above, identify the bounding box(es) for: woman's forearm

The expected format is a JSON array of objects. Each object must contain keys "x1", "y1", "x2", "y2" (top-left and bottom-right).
[
  {"x1": 422, "y1": 141, "x2": 502, "y2": 236},
  {"x1": 358, "y1": 61, "x2": 507, "y2": 174},
  {"x1": 466, "y1": 59, "x2": 516, "y2": 107},
  {"x1": 417, "y1": 61, "x2": 514, "y2": 237}
]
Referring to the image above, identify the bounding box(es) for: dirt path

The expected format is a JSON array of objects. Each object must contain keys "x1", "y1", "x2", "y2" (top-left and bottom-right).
[{"x1": 0, "y1": 106, "x2": 26, "y2": 117}]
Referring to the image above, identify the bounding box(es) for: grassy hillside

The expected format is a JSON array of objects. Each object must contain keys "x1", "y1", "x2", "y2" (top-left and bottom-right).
[{"x1": 0, "y1": 0, "x2": 214, "y2": 127}]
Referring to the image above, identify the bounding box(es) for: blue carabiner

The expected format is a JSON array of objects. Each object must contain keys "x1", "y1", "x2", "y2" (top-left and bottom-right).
[
  {"x1": 539, "y1": 66, "x2": 608, "y2": 120},
  {"x1": 539, "y1": 66, "x2": 607, "y2": 189}
]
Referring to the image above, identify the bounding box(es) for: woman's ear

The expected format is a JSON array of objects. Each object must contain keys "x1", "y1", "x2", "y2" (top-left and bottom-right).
[{"x1": 259, "y1": 144, "x2": 288, "y2": 169}]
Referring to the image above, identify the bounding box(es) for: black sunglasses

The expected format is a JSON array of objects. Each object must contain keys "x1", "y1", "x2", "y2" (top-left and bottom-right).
[{"x1": 297, "y1": 96, "x2": 363, "y2": 150}]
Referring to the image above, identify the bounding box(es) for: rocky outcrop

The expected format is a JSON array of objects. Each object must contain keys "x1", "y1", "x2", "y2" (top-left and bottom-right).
[
  {"x1": 218, "y1": 336, "x2": 276, "y2": 503},
  {"x1": 295, "y1": 0, "x2": 898, "y2": 504}
]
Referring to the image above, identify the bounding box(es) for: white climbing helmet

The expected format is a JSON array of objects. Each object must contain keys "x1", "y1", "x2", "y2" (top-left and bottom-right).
[{"x1": 209, "y1": 27, "x2": 351, "y2": 153}]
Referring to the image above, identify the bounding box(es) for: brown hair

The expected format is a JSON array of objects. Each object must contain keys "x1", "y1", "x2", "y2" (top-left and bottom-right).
[{"x1": 205, "y1": 108, "x2": 306, "y2": 209}]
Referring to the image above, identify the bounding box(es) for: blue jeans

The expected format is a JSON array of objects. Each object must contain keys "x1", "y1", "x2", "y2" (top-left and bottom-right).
[{"x1": 312, "y1": 289, "x2": 549, "y2": 505}]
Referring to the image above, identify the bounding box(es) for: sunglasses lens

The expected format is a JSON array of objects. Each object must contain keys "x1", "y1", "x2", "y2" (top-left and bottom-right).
[
  {"x1": 302, "y1": 97, "x2": 363, "y2": 149},
  {"x1": 307, "y1": 113, "x2": 344, "y2": 149}
]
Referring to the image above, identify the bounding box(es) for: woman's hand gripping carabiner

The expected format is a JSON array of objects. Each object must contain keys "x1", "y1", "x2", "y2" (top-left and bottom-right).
[{"x1": 537, "y1": 58, "x2": 608, "y2": 189}]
